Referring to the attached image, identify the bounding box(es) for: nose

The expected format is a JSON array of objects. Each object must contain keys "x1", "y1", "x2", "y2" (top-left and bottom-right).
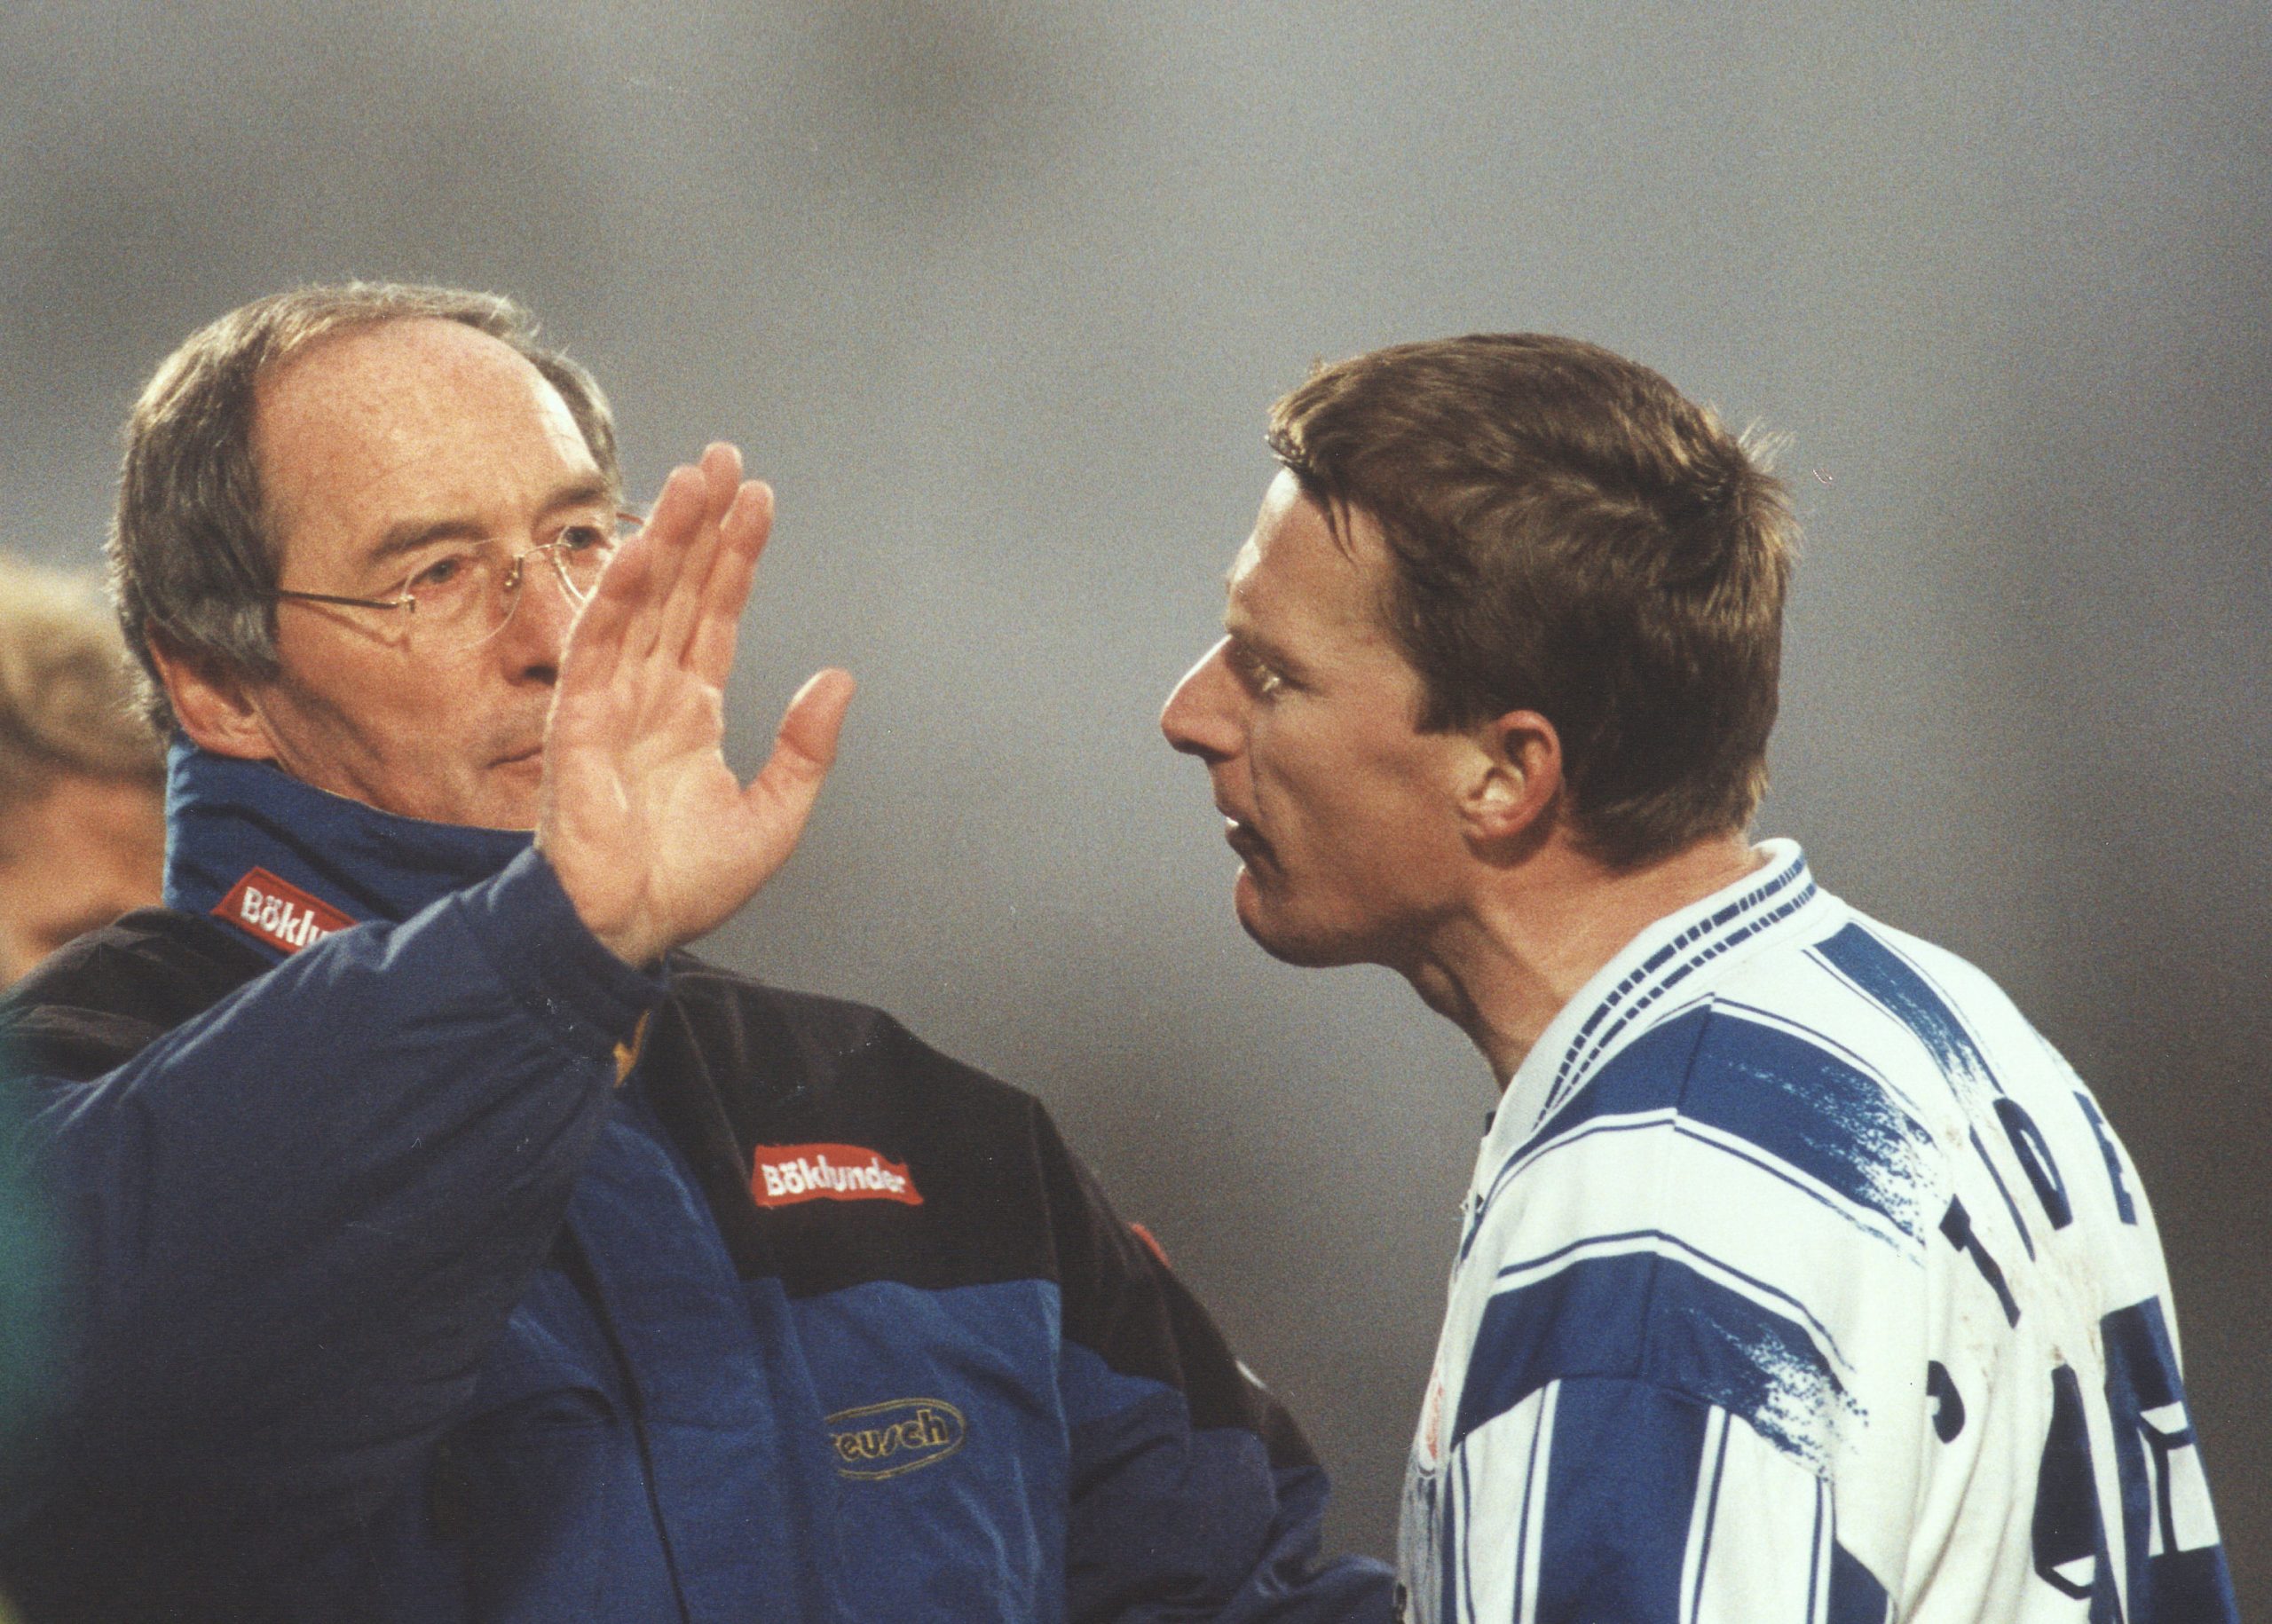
[
  {"x1": 1161, "y1": 638, "x2": 1241, "y2": 763},
  {"x1": 493, "y1": 548, "x2": 580, "y2": 674}
]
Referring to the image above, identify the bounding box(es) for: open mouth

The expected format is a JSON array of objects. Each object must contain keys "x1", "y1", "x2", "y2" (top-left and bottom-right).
[{"x1": 1223, "y1": 818, "x2": 1270, "y2": 867}]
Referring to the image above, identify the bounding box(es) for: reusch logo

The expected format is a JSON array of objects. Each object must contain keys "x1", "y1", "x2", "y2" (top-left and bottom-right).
[
  {"x1": 750, "y1": 1144, "x2": 922, "y2": 1209},
  {"x1": 213, "y1": 868, "x2": 353, "y2": 955},
  {"x1": 825, "y1": 1397, "x2": 966, "y2": 1480}
]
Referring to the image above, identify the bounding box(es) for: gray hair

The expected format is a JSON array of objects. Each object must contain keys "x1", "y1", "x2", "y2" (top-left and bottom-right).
[
  {"x1": 108, "y1": 282, "x2": 621, "y2": 733},
  {"x1": 0, "y1": 553, "x2": 164, "y2": 818}
]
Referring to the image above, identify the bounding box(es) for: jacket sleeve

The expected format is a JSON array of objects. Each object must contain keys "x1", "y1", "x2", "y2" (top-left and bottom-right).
[
  {"x1": 1037, "y1": 1109, "x2": 1394, "y2": 1624},
  {"x1": 0, "y1": 847, "x2": 663, "y2": 1593}
]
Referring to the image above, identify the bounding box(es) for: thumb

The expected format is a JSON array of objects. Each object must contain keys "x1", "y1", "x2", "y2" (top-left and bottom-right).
[{"x1": 746, "y1": 667, "x2": 856, "y2": 817}]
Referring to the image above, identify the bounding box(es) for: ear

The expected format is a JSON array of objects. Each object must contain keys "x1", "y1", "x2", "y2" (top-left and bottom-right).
[
  {"x1": 145, "y1": 627, "x2": 279, "y2": 763},
  {"x1": 1458, "y1": 708, "x2": 1563, "y2": 846}
]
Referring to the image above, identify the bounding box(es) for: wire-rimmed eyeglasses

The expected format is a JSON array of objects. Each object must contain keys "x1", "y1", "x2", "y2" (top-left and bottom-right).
[{"x1": 270, "y1": 509, "x2": 645, "y2": 650}]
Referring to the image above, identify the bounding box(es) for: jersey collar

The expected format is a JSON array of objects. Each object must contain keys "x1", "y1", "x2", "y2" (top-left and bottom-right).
[{"x1": 1493, "y1": 840, "x2": 1835, "y2": 1155}]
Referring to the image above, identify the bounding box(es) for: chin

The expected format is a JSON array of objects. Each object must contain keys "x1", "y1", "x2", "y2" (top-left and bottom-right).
[
  {"x1": 470, "y1": 765, "x2": 544, "y2": 831},
  {"x1": 1232, "y1": 872, "x2": 1370, "y2": 969},
  {"x1": 1237, "y1": 918, "x2": 1366, "y2": 968},
  {"x1": 477, "y1": 796, "x2": 542, "y2": 833}
]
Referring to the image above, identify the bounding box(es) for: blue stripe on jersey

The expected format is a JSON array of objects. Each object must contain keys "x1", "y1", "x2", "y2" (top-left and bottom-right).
[
  {"x1": 1543, "y1": 851, "x2": 1816, "y2": 1116},
  {"x1": 1471, "y1": 1117, "x2": 1907, "y2": 1272},
  {"x1": 1810, "y1": 926, "x2": 2006, "y2": 1100},
  {"x1": 1503, "y1": 1390, "x2": 1550, "y2": 1618},
  {"x1": 1685, "y1": 1415, "x2": 1732, "y2": 1620},
  {"x1": 1522, "y1": 1006, "x2": 1937, "y2": 1246},
  {"x1": 1531, "y1": 1378, "x2": 1708, "y2": 1624},
  {"x1": 1826, "y1": 1539, "x2": 1889, "y2": 1624},
  {"x1": 1454, "y1": 1250, "x2": 1846, "y2": 1466}
]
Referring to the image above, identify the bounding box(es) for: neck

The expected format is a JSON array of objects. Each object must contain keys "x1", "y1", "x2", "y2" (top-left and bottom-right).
[{"x1": 1400, "y1": 830, "x2": 1765, "y2": 1089}]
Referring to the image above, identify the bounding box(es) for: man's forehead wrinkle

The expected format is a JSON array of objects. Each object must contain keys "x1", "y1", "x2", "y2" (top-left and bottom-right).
[
  {"x1": 264, "y1": 317, "x2": 574, "y2": 453},
  {"x1": 1223, "y1": 547, "x2": 1325, "y2": 682},
  {"x1": 1237, "y1": 503, "x2": 1412, "y2": 693},
  {"x1": 254, "y1": 319, "x2": 603, "y2": 563}
]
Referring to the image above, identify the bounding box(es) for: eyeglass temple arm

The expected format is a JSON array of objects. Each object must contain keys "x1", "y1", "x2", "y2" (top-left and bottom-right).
[{"x1": 272, "y1": 587, "x2": 414, "y2": 612}]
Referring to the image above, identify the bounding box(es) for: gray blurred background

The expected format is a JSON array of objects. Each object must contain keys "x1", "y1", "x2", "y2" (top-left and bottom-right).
[{"x1": 4, "y1": 0, "x2": 2266, "y2": 1598}]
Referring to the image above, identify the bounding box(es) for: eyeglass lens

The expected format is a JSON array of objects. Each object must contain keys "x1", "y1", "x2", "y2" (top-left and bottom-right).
[{"x1": 418, "y1": 523, "x2": 627, "y2": 650}]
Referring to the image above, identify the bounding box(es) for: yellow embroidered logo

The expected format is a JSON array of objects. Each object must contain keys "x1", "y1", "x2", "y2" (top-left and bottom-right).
[{"x1": 825, "y1": 1397, "x2": 966, "y2": 1480}]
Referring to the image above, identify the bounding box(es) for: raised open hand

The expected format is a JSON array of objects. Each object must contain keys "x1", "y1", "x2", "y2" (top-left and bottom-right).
[{"x1": 536, "y1": 444, "x2": 855, "y2": 966}]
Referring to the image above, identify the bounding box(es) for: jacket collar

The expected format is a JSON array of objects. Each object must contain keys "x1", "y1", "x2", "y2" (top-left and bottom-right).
[{"x1": 162, "y1": 739, "x2": 532, "y2": 963}]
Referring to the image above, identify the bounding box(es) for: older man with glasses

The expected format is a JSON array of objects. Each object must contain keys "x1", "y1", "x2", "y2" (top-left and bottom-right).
[{"x1": 0, "y1": 285, "x2": 1392, "y2": 1623}]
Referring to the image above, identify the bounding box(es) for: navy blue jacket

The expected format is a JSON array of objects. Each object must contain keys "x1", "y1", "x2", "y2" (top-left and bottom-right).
[{"x1": 0, "y1": 745, "x2": 1391, "y2": 1622}]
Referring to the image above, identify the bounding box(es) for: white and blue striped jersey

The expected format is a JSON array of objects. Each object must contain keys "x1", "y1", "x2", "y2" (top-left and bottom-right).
[{"x1": 1399, "y1": 841, "x2": 2236, "y2": 1624}]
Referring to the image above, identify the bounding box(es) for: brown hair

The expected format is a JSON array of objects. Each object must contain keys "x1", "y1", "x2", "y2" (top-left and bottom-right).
[
  {"x1": 1268, "y1": 333, "x2": 1795, "y2": 868},
  {"x1": 0, "y1": 553, "x2": 165, "y2": 823},
  {"x1": 109, "y1": 282, "x2": 620, "y2": 733}
]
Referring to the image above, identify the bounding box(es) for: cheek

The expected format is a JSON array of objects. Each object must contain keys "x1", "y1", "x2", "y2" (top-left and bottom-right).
[
  {"x1": 1249, "y1": 713, "x2": 1346, "y2": 807},
  {"x1": 1251, "y1": 715, "x2": 1384, "y2": 815},
  {"x1": 1266, "y1": 741, "x2": 1455, "y2": 891}
]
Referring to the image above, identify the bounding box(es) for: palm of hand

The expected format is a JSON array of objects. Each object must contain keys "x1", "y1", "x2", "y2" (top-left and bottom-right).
[{"x1": 537, "y1": 445, "x2": 853, "y2": 966}]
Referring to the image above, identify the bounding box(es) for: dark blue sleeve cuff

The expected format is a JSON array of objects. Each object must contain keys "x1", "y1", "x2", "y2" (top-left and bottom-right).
[{"x1": 449, "y1": 847, "x2": 668, "y2": 1062}]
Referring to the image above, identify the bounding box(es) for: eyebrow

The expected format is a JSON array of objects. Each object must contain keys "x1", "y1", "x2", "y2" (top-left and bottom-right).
[
  {"x1": 359, "y1": 477, "x2": 619, "y2": 574},
  {"x1": 1222, "y1": 613, "x2": 1307, "y2": 683}
]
